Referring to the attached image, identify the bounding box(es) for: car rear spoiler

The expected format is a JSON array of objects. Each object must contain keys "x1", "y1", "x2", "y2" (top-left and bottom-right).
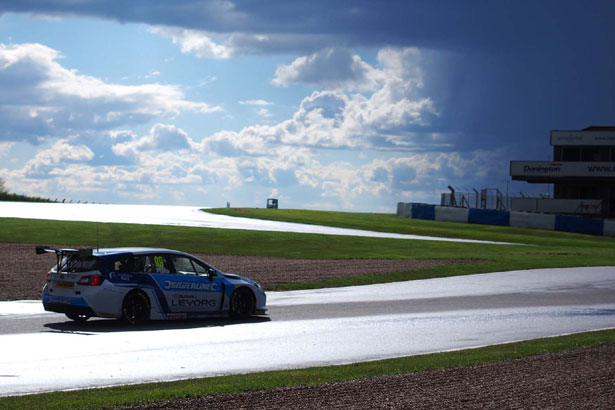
[
  {"x1": 35, "y1": 246, "x2": 94, "y2": 274},
  {"x1": 35, "y1": 246, "x2": 93, "y2": 257}
]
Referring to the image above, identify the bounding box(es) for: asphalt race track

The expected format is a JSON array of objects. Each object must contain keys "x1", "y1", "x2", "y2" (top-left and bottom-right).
[{"x1": 1, "y1": 267, "x2": 614, "y2": 396}]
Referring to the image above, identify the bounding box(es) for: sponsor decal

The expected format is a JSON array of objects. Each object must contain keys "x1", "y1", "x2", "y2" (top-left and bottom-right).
[
  {"x1": 153, "y1": 256, "x2": 165, "y2": 268},
  {"x1": 111, "y1": 273, "x2": 133, "y2": 281},
  {"x1": 163, "y1": 280, "x2": 217, "y2": 291},
  {"x1": 523, "y1": 164, "x2": 562, "y2": 173},
  {"x1": 587, "y1": 165, "x2": 615, "y2": 173},
  {"x1": 516, "y1": 162, "x2": 615, "y2": 177},
  {"x1": 171, "y1": 298, "x2": 217, "y2": 307}
]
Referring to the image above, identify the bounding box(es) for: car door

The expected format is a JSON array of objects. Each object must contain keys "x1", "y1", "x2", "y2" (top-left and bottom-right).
[{"x1": 157, "y1": 254, "x2": 225, "y2": 314}]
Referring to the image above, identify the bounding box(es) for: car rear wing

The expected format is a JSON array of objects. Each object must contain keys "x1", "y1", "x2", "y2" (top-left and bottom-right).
[
  {"x1": 35, "y1": 246, "x2": 94, "y2": 274},
  {"x1": 35, "y1": 246, "x2": 93, "y2": 257}
]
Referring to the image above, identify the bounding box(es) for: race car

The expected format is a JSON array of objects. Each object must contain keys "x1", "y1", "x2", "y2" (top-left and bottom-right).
[{"x1": 38, "y1": 246, "x2": 267, "y2": 324}]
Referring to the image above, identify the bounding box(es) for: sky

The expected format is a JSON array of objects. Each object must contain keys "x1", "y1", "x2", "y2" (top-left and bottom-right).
[{"x1": 0, "y1": 1, "x2": 613, "y2": 212}]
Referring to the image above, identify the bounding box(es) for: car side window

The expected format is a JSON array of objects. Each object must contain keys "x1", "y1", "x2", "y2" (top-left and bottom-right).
[
  {"x1": 170, "y1": 256, "x2": 211, "y2": 276},
  {"x1": 171, "y1": 256, "x2": 196, "y2": 275},
  {"x1": 141, "y1": 254, "x2": 171, "y2": 274},
  {"x1": 191, "y1": 258, "x2": 211, "y2": 275},
  {"x1": 112, "y1": 256, "x2": 134, "y2": 273}
]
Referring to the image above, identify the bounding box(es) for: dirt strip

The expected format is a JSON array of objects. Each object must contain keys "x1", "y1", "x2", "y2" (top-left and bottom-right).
[
  {"x1": 0, "y1": 242, "x2": 480, "y2": 300},
  {"x1": 116, "y1": 344, "x2": 615, "y2": 409}
]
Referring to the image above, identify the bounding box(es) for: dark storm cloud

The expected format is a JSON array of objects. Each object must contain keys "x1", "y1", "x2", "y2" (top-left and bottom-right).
[
  {"x1": 420, "y1": 46, "x2": 615, "y2": 156},
  {"x1": 4, "y1": 1, "x2": 611, "y2": 147},
  {"x1": 2, "y1": 1, "x2": 612, "y2": 53}
]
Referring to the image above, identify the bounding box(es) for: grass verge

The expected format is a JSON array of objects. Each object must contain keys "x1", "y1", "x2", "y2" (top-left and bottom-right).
[
  {"x1": 2, "y1": 328, "x2": 613, "y2": 409},
  {"x1": 206, "y1": 207, "x2": 615, "y2": 246},
  {"x1": 1, "y1": 215, "x2": 614, "y2": 290}
]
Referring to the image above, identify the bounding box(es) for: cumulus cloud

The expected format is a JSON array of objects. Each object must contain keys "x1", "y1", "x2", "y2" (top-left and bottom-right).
[
  {"x1": 0, "y1": 142, "x2": 14, "y2": 157},
  {"x1": 2, "y1": 129, "x2": 508, "y2": 209},
  {"x1": 0, "y1": 41, "x2": 501, "y2": 209},
  {"x1": 193, "y1": 48, "x2": 436, "y2": 155},
  {"x1": 150, "y1": 24, "x2": 337, "y2": 58},
  {"x1": 272, "y1": 48, "x2": 385, "y2": 91},
  {"x1": 239, "y1": 99, "x2": 274, "y2": 117},
  {"x1": 149, "y1": 26, "x2": 234, "y2": 59},
  {"x1": 272, "y1": 47, "x2": 423, "y2": 92},
  {"x1": 286, "y1": 148, "x2": 508, "y2": 208},
  {"x1": 239, "y1": 99, "x2": 273, "y2": 106},
  {"x1": 112, "y1": 123, "x2": 191, "y2": 158},
  {"x1": 0, "y1": 38, "x2": 501, "y2": 208},
  {"x1": 256, "y1": 108, "x2": 272, "y2": 117},
  {"x1": 21, "y1": 139, "x2": 95, "y2": 177},
  {"x1": 0, "y1": 43, "x2": 222, "y2": 142}
]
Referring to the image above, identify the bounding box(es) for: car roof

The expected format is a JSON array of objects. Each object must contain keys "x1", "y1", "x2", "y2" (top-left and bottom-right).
[{"x1": 93, "y1": 247, "x2": 188, "y2": 257}]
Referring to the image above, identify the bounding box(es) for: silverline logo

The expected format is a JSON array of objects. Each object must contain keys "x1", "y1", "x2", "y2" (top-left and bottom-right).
[{"x1": 164, "y1": 281, "x2": 217, "y2": 291}]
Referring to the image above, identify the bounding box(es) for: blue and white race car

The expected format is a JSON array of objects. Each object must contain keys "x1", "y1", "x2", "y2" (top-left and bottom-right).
[{"x1": 38, "y1": 246, "x2": 267, "y2": 324}]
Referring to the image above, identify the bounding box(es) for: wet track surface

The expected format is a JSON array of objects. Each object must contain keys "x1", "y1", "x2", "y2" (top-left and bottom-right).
[{"x1": 1, "y1": 267, "x2": 614, "y2": 396}]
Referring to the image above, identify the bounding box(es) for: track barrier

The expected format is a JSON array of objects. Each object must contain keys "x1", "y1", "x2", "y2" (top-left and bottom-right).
[{"x1": 397, "y1": 202, "x2": 614, "y2": 237}]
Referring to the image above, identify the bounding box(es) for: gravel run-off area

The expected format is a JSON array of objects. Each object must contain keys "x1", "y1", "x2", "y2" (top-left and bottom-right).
[{"x1": 0, "y1": 242, "x2": 479, "y2": 300}]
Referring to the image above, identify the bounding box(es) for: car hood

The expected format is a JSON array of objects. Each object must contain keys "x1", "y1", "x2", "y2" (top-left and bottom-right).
[{"x1": 222, "y1": 272, "x2": 259, "y2": 286}]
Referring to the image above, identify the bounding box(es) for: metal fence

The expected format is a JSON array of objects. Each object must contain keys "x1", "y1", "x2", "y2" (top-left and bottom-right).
[{"x1": 440, "y1": 188, "x2": 509, "y2": 210}]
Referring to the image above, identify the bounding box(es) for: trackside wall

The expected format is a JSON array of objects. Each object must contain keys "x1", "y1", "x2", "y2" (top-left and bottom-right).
[
  {"x1": 509, "y1": 211, "x2": 555, "y2": 230},
  {"x1": 604, "y1": 220, "x2": 615, "y2": 237},
  {"x1": 435, "y1": 206, "x2": 469, "y2": 223},
  {"x1": 397, "y1": 202, "x2": 615, "y2": 237}
]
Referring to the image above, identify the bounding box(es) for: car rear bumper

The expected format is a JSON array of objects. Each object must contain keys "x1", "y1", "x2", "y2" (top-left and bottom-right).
[
  {"x1": 42, "y1": 293, "x2": 95, "y2": 316},
  {"x1": 43, "y1": 302, "x2": 96, "y2": 317}
]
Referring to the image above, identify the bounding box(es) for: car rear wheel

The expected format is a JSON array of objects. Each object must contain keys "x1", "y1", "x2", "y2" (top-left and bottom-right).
[
  {"x1": 122, "y1": 291, "x2": 150, "y2": 325},
  {"x1": 230, "y1": 288, "x2": 254, "y2": 318},
  {"x1": 65, "y1": 312, "x2": 90, "y2": 322}
]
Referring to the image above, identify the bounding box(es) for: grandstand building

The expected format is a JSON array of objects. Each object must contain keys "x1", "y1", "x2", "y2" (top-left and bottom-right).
[{"x1": 510, "y1": 126, "x2": 615, "y2": 218}]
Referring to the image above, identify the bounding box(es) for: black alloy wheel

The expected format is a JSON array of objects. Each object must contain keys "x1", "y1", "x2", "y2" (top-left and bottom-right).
[
  {"x1": 230, "y1": 288, "x2": 254, "y2": 318},
  {"x1": 122, "y1": 291, "x2": 150, "y2": 325}
]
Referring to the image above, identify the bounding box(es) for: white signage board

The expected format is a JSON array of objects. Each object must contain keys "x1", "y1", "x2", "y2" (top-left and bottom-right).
[
  {"x1": 551, "y1": 130, "x2": 615, "y2": 146},
  {"x1": 510, "y1": 161, "x2": 615, "y2": 178}
]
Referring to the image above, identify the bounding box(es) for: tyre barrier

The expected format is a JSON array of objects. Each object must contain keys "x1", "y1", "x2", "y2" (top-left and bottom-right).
[{"x1": 397, "y1": 202, "x2": 615, "y2": 237}]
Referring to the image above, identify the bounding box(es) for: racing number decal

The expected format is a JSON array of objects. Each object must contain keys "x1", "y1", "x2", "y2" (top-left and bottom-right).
[{"x1": 153, "y1": 256, "x2": 165, "y2": 268}]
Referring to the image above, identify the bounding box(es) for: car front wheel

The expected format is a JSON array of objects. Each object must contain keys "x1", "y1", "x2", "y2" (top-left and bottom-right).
[
  {"x1": 122, "y1": 291, "x2": 150, "y2": 325},
  {"x1": 230, "y1": 288, "x2": 254, "y2": 318}
]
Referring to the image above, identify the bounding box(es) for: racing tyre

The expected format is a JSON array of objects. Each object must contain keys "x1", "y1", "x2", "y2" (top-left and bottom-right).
[
  {"x1": 65, "y1": 312, "x2": 90, "y2": 322},
  {"x1": 122, "y1": 291, "x2": 150, "y2": 325},
  {"x1": 230, "y1": 287, "x2": 254, "y2": 318}
]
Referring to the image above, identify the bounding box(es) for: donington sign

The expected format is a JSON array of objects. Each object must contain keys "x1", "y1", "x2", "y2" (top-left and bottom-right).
[
  {"x1": 510, "y1": 161, "x2": 615, "y2": 178},
  {"x1": 551, "y1": 130, "x2": 615, "y2": 146}
]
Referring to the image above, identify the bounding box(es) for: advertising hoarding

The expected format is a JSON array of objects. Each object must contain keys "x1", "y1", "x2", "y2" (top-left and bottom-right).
[
  {"x1": 510, "y1": 161, "x2": 615, "y2": 178},
  {"x1": 551, "y1": 131, "x2": 615, "y2": 146}
]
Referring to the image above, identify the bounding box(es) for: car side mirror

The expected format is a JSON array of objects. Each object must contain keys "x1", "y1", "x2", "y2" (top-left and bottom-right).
[{"x1": 208, "y1": 268, "x2": 215, "y2": 281}]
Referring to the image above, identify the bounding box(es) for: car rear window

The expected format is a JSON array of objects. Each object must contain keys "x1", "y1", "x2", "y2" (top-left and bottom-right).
[{"x1": 57, "y1": 255, "x2": 104, "y2": 273}]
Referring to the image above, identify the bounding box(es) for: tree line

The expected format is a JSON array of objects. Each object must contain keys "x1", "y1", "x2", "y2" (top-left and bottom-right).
[{"x1": 0, "y1": 177, "x2": 55, "y2": 203}]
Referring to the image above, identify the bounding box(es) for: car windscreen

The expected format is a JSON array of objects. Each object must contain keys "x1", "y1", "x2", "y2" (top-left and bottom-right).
[{"x1": 56, "y1": 255, "x2": 104, "y2": 273}]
